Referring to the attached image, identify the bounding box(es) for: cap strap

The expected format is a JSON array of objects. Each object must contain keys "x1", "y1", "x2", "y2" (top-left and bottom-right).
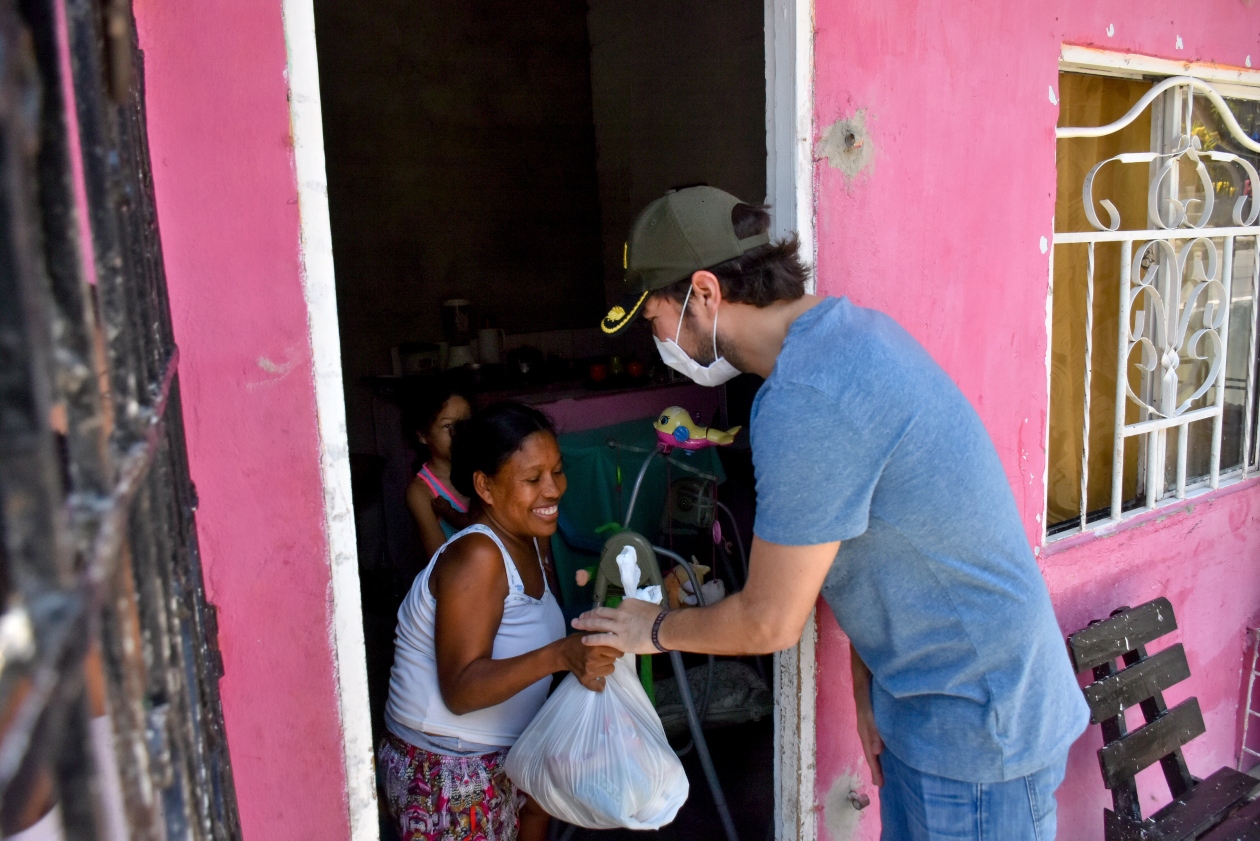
[{"x1": 737, "y1": 232, "x2": 771, "y2": 251}]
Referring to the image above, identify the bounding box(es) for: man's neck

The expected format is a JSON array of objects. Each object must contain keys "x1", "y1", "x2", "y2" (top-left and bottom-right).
[{"x1": 726, "y1": 294, "x2": 823, "y2": 378}]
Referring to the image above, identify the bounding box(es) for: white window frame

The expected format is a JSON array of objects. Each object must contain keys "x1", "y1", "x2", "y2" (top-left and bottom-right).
[
  {"x1": 280, "y1": 1, "x2": 820, "y2": 838},
  {"x1": 1047, "y1": 46, "x2": 1260, "y2": 543}
]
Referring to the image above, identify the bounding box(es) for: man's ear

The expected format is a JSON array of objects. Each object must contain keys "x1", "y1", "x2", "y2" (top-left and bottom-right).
[
  {"x1": 472, "y1": 471, "x2": 495, "y2": 508},
  {"x1": 689, "y1": 271, "x2": 723, "y2": 313}
]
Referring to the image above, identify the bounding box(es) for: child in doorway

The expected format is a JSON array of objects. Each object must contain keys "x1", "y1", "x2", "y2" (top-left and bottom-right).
[{"x1": 405, "y1": 382, "x2": 475, "y2": 558}]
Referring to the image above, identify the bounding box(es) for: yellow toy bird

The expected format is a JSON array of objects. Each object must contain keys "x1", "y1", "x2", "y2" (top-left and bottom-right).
[{"x1": 653, "y1": 406, "x2": 741, "y2": 451}]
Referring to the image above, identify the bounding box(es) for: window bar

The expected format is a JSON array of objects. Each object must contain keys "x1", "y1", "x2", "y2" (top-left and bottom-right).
[
  {"x1": 1112, "y1": 240, "x2": 1135, "y2": 520},
  {"x1": 1147, "y1": 236, "x2": 1176, "y2": 508},
  {"x1": 1121, "y1": 404, "x2": 1218, "y2": 435},
  {"x1": 1210, "y1": 236, "x2": 1236, "y2": 490},
  {"x1": 1185, "y1": 85, "x2": 1194, "y2": 141},
  {"x1": 1245, "y1": 234, "x2": 1260, "y2": 477},
  {"x1": 1176, "y1": 423, "x2": 1188, "y2": 499},
  {"x1": 1146, "y1": 91, "x2": 1182, "y2": 508},
  {"x1": 1079, "y1": 243, "x2": 1097, "y2": 528},
  {"x1": 1146, "y1": 422, "x2": 1161, "y2": 508},
  {"x1": 1145, "y1": 349, "x2": 1162, "y2": 508}
]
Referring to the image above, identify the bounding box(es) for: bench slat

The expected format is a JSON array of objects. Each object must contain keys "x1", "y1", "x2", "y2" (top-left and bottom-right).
[
  {"x1": 1085, "y1": 644, "x2": 1192, "y2": 724},
  {"x1": 1147, "y1": 766, "x2": 1260, "y2": 841},
  {"x1": 1198, "y1": 794, "x2": 1260, "y2": 841},
  {"x1": 1099, "y1": 698, "x2": 1205, "y2": 790},
  {"x1": 1069, "y1": 598, "x2": 1178, "y2": 673}
]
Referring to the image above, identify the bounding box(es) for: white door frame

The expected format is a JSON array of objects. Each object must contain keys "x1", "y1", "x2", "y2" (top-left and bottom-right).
[
  {"x1": 766, "y1": 2, "x2": 817, "y2": 839},
  {"x1": 278, "y1": 0, "x2": 818, "y2": 838},
  {"x1": 280, "y1": 2, "x2": 379, "y2": 839}
]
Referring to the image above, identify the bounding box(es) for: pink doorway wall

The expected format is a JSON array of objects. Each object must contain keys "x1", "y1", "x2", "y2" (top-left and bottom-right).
[
  {"x1": 132, "y1": 2, "x2": 355, "y2": 839},
  {"x1": 124, "y1": 0, "x2": 1260, "y2": 838},
  {"x1": 809, "y1": 2, "x2": 1260, "y2": 840}
]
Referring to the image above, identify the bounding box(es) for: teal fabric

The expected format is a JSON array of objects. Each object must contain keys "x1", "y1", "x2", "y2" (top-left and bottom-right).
[{"x1": 549, "y1": 416, "x2": 725, "y2": 616}]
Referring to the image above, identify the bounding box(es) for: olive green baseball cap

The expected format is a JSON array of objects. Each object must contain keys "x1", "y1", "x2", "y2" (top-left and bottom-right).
[{"x1": 600, "y1": 186, "x2": 769, "y2": 335}]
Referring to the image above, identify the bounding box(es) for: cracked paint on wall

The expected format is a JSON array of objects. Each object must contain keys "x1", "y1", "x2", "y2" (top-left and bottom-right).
[
  {"x1": 822, "y1": 770, "x2": 870, "y2": 841},
  {"x1": 817, "y1": 110, "x2": 874, "y2": 184}
]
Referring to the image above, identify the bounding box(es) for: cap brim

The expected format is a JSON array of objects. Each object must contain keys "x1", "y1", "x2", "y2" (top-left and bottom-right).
[{"x1": 600, "y1": 288, "x2": 651, "y2": 336}]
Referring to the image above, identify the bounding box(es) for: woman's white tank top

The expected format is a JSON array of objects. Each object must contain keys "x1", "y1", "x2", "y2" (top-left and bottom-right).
[{"x1": 385, "y1": 525, "x2": 567, "y2": 747}]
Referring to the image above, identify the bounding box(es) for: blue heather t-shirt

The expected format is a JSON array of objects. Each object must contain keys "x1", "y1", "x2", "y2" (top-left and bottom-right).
[{"x1": 751, "y1": 297, "x2": 1088, "y2": 783}]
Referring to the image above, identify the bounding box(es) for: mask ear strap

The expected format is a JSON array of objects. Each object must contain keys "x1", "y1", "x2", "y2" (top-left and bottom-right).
[
  {"x1": 712, "y1": 303, "x2": 720, "y2": 359},
  {"x1": 675, "y1": 284, "x2": 694, "y2": 343}
]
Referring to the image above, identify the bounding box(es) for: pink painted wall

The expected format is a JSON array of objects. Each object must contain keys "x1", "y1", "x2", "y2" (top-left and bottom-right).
[
  {"x1": 132, "y1": 3, "x2": 351, "y2": 840},
  {"x1": 122, "y1": 0, "x2": 1260, "y2": 838},
  {"x1": 810, "y1": 2, "x2": 1260, "y2": 839}
]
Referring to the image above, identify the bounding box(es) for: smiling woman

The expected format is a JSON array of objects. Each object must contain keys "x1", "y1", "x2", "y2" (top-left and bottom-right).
[{"x1": 380, "y1": 402, "x2": 622, "y2": 841}]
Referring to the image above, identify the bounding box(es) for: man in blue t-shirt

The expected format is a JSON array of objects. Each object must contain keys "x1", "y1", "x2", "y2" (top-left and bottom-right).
[{"x1": 574, "y1": 187, "x2": 1088, "y2": 841}]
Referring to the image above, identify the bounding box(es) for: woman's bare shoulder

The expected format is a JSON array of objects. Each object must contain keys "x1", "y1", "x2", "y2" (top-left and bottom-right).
[{"x1": 432, "y1": 531, "x2": 506, "y2": 589}]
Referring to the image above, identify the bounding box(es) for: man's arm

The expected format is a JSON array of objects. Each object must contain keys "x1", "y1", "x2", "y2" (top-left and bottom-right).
[
  {"x1": 571, "y1": 536, "x2": 839, "y2": 655},
  {"x1": 850, "y1": 645, "x2": 885, "y2": 787}
]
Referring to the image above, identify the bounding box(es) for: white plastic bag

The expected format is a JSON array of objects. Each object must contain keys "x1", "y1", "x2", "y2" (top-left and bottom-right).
[
  {"x1": 615, "y1": 545, "x2": 661, "y2": 605},
  {"x1": 505, "y1": 656, "x2": 688, "y2": 829}
]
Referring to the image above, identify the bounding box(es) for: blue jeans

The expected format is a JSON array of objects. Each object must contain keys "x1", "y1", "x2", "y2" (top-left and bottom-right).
[{"x1": 879, "y1": 748, "x2": 1066, "y2": 841}]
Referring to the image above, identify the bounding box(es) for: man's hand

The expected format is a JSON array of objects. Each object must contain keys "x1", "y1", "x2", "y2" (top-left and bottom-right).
[
  {"x1": 851, "y1": 646, "x2": 884, "y2": 787},
  {"x1": 574, "y1": 537, "x2": 840, "y2": 657},
  {"x1": 572, "y1": 598, "x2": 662, "y2": 654}
]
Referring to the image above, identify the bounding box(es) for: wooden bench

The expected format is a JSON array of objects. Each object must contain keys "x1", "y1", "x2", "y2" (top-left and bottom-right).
[{"x1": 1068, "y1": 598, "x2": 1260, "y2": 841}]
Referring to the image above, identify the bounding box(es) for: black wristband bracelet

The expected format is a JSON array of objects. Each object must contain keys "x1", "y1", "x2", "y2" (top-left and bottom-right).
[{"x1": 651, "y1": 609, "x2": 670, "y2": 653}]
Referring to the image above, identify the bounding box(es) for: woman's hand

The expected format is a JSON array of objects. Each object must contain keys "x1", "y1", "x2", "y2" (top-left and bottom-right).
[{"x1": 556, "y1": 634, "x2": 619, "y2": 691}]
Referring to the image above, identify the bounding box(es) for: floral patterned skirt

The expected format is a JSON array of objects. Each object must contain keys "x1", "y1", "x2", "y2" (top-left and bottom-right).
[{"x1": 379, "y1": 732, "x2": 524, "y2": 841}]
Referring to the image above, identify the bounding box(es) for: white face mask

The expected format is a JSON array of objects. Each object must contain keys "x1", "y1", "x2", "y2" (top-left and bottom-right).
[{"x1": 652, "y1": 285, "x2": 741, "y2": 387}]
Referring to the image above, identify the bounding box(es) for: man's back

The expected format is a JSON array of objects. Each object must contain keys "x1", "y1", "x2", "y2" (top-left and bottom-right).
[{"x1": 750, "y1": 296, "x2": 1088, "y2": 782}]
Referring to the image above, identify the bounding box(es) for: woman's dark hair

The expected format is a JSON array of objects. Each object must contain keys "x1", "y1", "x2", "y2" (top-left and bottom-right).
[
  {"x1": 653, "y1": 202, "x2": 810, "y2": 309},
  {"x1": 450, "y1": 402, "x2": 556, "y2": 498}
]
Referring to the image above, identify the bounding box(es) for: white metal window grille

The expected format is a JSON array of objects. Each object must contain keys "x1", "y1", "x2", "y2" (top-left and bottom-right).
[{"x1": 1050, "y1": 74, "x2": 1260, "y2": 537}]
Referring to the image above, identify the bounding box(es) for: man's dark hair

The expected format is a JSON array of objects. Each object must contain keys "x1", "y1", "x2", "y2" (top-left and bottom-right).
[{"x1": 652, "y1": 203, "x2": 810, "y2": 309}]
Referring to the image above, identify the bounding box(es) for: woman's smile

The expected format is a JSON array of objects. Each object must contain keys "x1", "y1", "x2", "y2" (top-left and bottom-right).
[{"x1": 473, "y1": 431, "x2": 567, "y2": 539}]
